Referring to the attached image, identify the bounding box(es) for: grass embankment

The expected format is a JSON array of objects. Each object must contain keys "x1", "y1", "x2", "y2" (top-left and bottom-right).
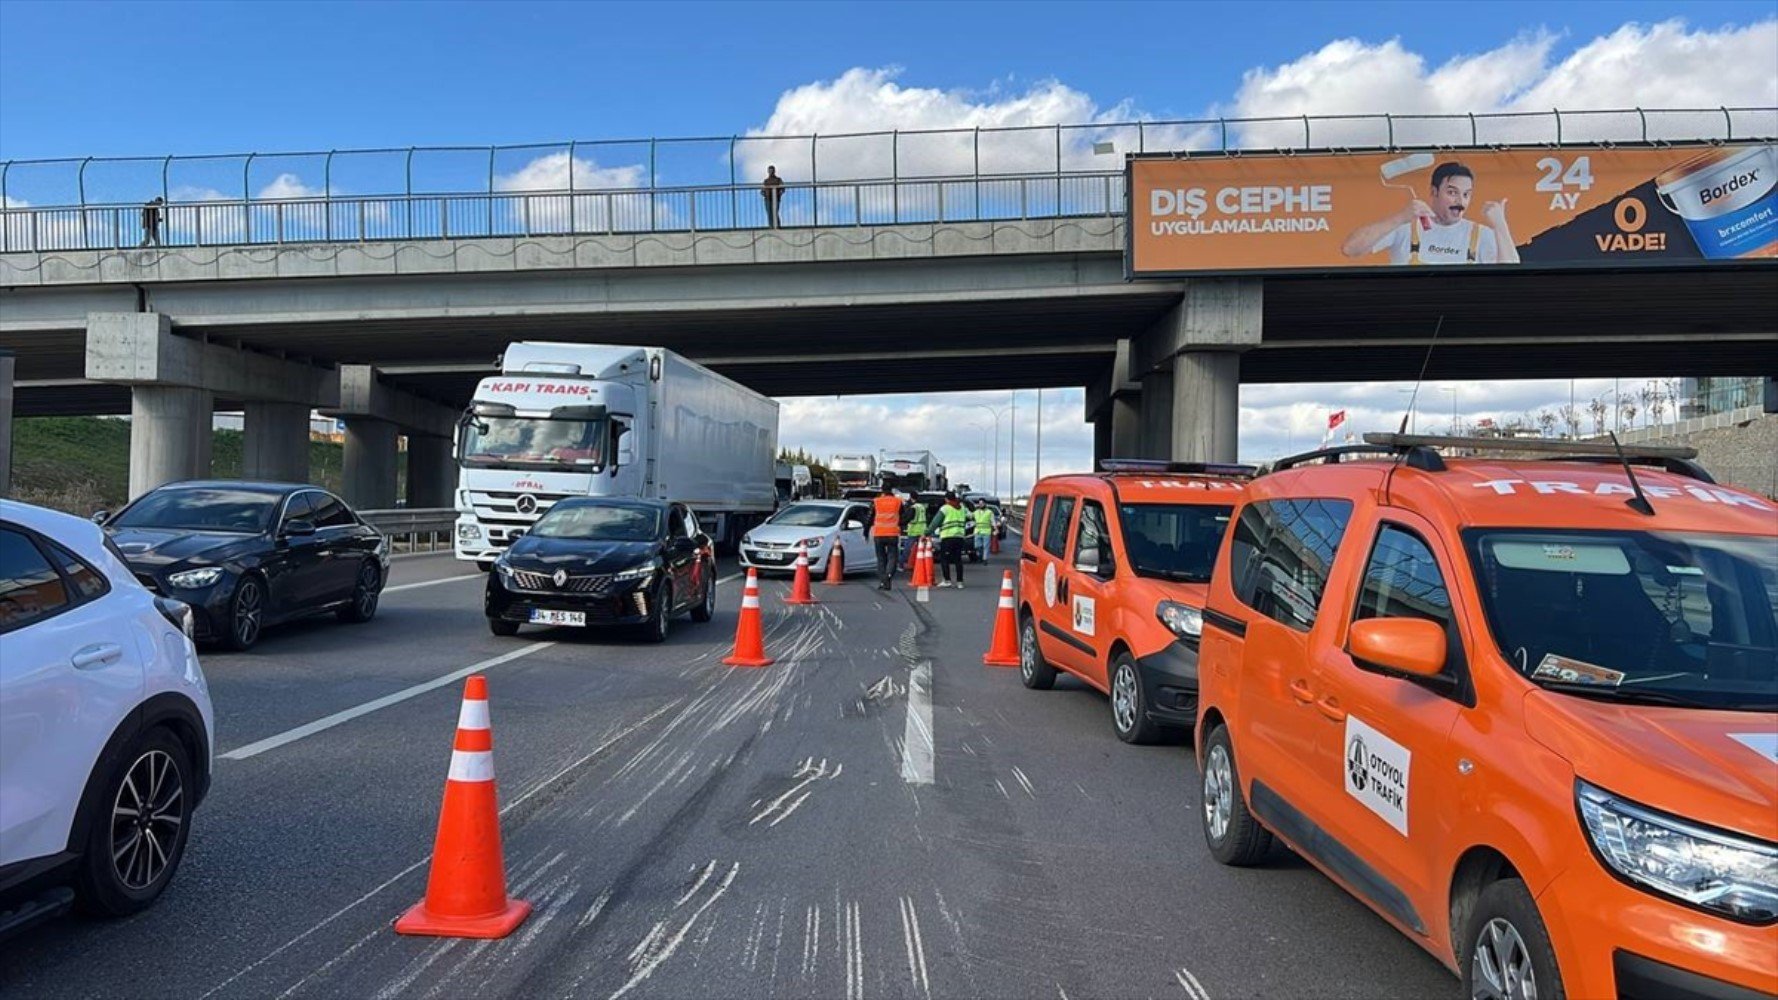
[{"x1": 9, "y1": 416, "x2": 352, "y2": 515}]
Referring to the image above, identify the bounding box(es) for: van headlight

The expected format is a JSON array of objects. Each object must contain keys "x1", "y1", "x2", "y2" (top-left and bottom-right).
[
  {"x1": 1156, "y1": 601, "x2": 1203, "y2": 639},
  {"x1": 1577, "y1": 781, "x2": 1778, "y2": 924},
  {"x1": 168, "y1": 567, "x2": 224, "y2": 590},
  {"x1": 613, "y1": 563, "x2": 657, "y2": 583}
]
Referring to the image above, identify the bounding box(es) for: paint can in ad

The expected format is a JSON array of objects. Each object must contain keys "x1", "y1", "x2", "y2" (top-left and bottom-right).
[{"x1": 1655, "y1": 144, "x2": 1778, "y2": 259}]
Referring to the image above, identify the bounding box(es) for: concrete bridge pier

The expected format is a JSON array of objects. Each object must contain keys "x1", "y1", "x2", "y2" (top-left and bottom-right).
[
  {"x1": 0, "y1": 349, "x2": 13, "y2": 497},
  {"x1": 1085, "y1": 339, "x2": 1144, "y2": 468},
  {"x1": 324, "y1": 365, "x2": 459, "y2": 511},
  {"x1": 1135, "y1": 279, "x2": 1262, "y2": 465},
  {"x1": 86, "y1": 313, "x2": 339, "y2": 499}
]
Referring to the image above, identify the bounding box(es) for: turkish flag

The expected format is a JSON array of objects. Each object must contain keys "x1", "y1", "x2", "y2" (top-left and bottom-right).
[{"x1": 1328, "y1": 410, "x2": 1347, "y2": 430}]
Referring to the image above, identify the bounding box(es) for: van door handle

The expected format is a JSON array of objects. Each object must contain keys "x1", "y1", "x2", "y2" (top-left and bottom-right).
[
  {"x1": 71, "y1": 643, "x2": 125, "y2": 670},
  {"x1": 1289, "y1": 679, "x2": 1316, "y2": 704},
  {"x1": 1315, "y1": 695, "x2": 1347, "y2": 723}
]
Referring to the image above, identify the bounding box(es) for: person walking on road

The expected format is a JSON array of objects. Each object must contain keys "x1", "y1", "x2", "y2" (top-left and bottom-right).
[
  {"x1": 140, "y1": 197, "x2": 164, "y2": 246},
  {"x1": 933, "y1": 492, "x2": 969, "y2": 588},
  {"x1": 971, "y1": 500, "x2": 995, "y2": 563},
  {"x1": 761, "y1": 166, "x2": 785, "y2": 229},
  {"x1": 871, "y1": 485, "x2": 903, "y2": 591},
  {"x1": 900, "y1": 495, "x2": 927, "y2": 570}
]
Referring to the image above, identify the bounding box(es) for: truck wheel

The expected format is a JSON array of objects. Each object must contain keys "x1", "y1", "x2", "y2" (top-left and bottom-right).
[
  {"x1": 1460, "y1": 879, "x2": 1565, "y2": 1000},
  {"x1": 1200, "y1": 723, "x2": 1273, "y2": 866},
  {"x1": 1110, "y1": 653, "x2": 1163, "y2": 745},
  {"x1": 1019, "y1": 615, "x2": 1056, "y2": 690},
  {"x1": 75, "y1": 728, "x2": 193, "y2": 916}
]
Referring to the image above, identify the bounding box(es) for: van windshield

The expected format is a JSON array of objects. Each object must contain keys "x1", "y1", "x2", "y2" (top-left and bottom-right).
[
  {"x1": 1465, "y1": 529, "x2": 1778, "y2": 711},
  {"x1": 460, "y1": 416, "x2": 605, "y2": 471},
  {"x1": 1117, "y1": 503, "x2": 1234, "y2": 583}
]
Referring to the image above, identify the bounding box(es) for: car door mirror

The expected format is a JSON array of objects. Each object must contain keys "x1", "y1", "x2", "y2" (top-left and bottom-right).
[
  {"x1": 282, "y1": 519, "x2": 317, "y2": 538},
  {"x1": 1348, "y1": 617, "x2": 1446, "y2": 678},
  {"x1": 845, "y1": 520, "x2": 865, "y2": 532},
  {"x1": 91, "y1": 510, "x2": 110, "y2": 525}
]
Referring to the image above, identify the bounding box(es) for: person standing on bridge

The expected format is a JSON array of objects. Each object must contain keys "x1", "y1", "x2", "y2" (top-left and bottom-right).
[
  {"x1": 761, "y1": 166, "x2": 785, "y2": 229},
  {"x1": 140, "y1": 197, "x2": 164, "y2": 247},
  {"x1": 933, "y1": 492, "x2": 969, "y2": 589},
  {"x1": 872, "y1": 484, "x2": 903, "y2": 591}
]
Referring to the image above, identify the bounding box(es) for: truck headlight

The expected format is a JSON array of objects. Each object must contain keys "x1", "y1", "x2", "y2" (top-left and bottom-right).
[
  {"x1": 168, "y1": 567, "x2": 224, "y2": 590},
  {"x1": 613, "y1": 563, "x2": 657, "y2": 583},
  {"x1": 1156, "y1": 601, "x2": 1203, "y2": 639},
  {"x1": 1577, "y1": 781, "x2": 1778, "y2": 924},
  {"x1": 458, "y1": 523, "x2": 482, "y2": 541}
]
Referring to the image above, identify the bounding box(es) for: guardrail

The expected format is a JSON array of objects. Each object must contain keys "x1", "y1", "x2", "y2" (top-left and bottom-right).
[
  {"x1": 359, "y1": 507, "x2": 456, "y2": 553},
  {"x1": 3, "y1": 105, "x2": 1770, "y2": 253}
]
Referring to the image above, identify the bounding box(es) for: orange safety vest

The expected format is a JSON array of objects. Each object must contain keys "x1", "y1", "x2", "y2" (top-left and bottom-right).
[
  {"x1": 872, "y1": 495, "x2": 902, "y2": 537},
  {"x1": 1408, "y1": 217, "x2": 1483, "y2": 265}
]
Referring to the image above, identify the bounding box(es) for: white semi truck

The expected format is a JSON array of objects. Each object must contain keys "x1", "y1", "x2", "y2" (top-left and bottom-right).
[
  {"x1": 878, "y1": 450, "x2": 946, "y2": 494},
  {"x1": 829, "y1": 453, "x2": 877, "y2": 492},
  {"x1": 454, "y1": 343, "x2": 779, "y2": 567}
]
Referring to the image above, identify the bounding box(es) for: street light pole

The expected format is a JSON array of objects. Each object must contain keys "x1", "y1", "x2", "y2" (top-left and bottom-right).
[
  {"x1": 970, "y1": 403, "x2": 1007, "y2": 497},
  {"x1": 1441, "y1": 386, "x2": 1458, "y2": 435}
]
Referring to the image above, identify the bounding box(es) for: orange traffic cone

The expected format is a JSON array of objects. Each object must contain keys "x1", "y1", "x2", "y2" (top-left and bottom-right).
[
  {"x1": 785, "y1": 543, "x2": 818, "y2": 605},
  {"x1": 825, "y1": 541, "x2": 845, "y2": 585},
  {"x1": 990, "y1": 530, "x2": 1001, "y2": 555},
  {"x1": 982, "y1": 571, "x2": 1020, "y2": 667},
  {"x1": 906, "y1": 537, "x2": 922, "y2": 581},
  {"x1": 918, "y1": 539, "x2": 937, "y2": 588},
  {"x1": 916, "y1": 539, "x2": 933, "y2": 603},
  {"x1": 723, "y1": 569, "x2": 776, "y2": 667},
  {"x1": 395, "y1": 676, "x2": 532, "y2": 939}
]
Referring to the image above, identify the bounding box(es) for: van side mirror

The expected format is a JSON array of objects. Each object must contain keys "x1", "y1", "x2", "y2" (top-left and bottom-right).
[
  {"x1": 1073, "y1": 547, "x2": 1100, "y2": 574},
  {"x1": 1348, "y1": 618, "x2": 1446, "y2": 678}
]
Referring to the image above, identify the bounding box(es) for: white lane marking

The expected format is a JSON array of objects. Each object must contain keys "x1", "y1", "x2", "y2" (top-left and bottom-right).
[
  {"x1": 718, "y1": 572, "x2": 743, "y2": 585},
  {"x1": 898, "y1": 895, "x2": 931, "y2": 999},
  {"x1": 220, "y1": 642, "x2": 555, "y2": 760},
  {"x1": 198, "y1": 703, "x2": 671, "y2": 999},
  {"x1": 383, "y1": 573, "x2": 482, "y2": 594},
  {"x1": 900, "y1": 658, "x2": 935, "y2": 785},
  {"x1": 609, "y1": 862, "x2": 740, "y2": 1000},
  {"x1": 1175, "y1": 967, "x2": 1211, "y2": 1000}
]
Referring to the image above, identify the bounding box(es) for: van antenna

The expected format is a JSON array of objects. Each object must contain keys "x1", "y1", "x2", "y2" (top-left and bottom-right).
[
  {"x1": 1608, "y1": 432, "x2": 1657, "y2": 516},
  {"x1": 1398, "y1": 315, "x2": 1445, "y2": 435}
]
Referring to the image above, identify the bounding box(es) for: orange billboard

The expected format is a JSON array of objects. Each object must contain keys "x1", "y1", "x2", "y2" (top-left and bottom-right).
[{"x1": 1126, "y1": 143, "x2": 1778, "y2": 276}]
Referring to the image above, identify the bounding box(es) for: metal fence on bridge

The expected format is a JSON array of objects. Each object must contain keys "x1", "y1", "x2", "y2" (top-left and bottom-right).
[{"x1": 2, "y1": 106, "x2": 1773, "y2": 253}]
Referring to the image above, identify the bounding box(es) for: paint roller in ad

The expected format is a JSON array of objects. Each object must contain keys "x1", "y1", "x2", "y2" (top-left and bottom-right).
[{"x1": 1379, "y1": 152, "x2": 1436, "y2": 231}]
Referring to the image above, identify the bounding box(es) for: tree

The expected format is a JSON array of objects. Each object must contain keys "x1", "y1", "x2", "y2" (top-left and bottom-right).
[
  {"x1": 1536, "y1": 409, "x2": 1558, "y2": 439},
  {"x1": 1619, "y1": 399, "x2": 1638, "y2": 430},
  {"x1": 1588, "y1": 397, "x2": 1608, "y2": 437},
  {"x1": 1640, "y1": 382, "x2": 1662, "y2": 429},
  {"x1": 1558, "y1": 404, "x2": 1582, "y2": 440}
]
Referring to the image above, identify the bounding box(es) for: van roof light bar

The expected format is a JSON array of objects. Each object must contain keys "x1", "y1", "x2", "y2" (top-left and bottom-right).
[{"x1": 1097, "y1": 459, "x2": 1258, "y2": 478}]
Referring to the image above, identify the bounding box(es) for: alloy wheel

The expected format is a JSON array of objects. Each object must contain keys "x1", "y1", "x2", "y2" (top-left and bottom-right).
[
  {"x1": 1019, "y1": 623, "x2": 1037, "y2": 681},
  {"x1": 354, "y1": 564, "x2": 379, "y2": 617},
  {"x1": 1112, "y1": 662, "x2": 1138, "y2": 733},
  {"x1": 1471, "y1": 917, "x2": 1539, "y2": 1000},
  {"x1": 1203, "y1": 744, "x2": 1234, "y2": 843},
  {"x1": 110, "y1": 749, "x2": 183, "y2": 891},
  {"x1": 234, "y1": 580, "x2": 262, "y2": 646}
]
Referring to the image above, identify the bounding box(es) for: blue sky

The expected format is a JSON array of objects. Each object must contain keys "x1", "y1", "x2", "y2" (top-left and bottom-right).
[{"x1": 2, "y1": 1, "x2": 1773, "y2": 486}]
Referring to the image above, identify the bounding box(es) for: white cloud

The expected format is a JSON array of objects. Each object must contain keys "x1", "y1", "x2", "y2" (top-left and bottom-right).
[
  {"x1": 494, "y1": 151, "x2": 649, "y2": 232},
  {"x1": 256, "y1": 172, "x2": 325, "y2": 200}
]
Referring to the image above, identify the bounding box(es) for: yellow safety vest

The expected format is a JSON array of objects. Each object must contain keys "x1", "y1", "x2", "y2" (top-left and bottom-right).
[
  {"x1": 906, "y1": 506, "x2": 928, "y2": 537},
  {"x1": 935, "y1": 505, "x2": 969, "y2": 539},
  {"x1": 973, "y1": 509, "x2": 995, "y2": 534}
]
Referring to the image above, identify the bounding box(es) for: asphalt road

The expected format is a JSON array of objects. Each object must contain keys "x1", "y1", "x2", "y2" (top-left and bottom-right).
[{"x1": 1, "y1": 547, "x2": 1457, "y2": 999}]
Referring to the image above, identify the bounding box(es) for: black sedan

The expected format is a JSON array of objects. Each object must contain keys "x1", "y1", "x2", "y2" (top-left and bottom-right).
[
  {"x1": 101, "y1": 481, "x2": 390, "y2": 650},
  {"x1": 486, "y1": 498, "x2": 716, "y2": 642}
]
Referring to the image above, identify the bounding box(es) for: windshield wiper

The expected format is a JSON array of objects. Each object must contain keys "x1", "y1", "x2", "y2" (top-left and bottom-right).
[
  {"x1": 1141, "y1": 568, "x2": 1210, "y2": 582},
  {"x1": 1534, "y1": 679, "x2": 1713, "y2": 709}
]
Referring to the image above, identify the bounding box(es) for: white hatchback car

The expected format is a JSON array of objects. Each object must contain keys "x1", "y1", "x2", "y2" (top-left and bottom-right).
[{"x1": 0, "y1": 500, "x2": 214, "y2": 936}]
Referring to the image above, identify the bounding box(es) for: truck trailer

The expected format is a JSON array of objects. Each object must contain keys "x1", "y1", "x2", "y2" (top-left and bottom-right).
[{"x1": 454, "y1": 343, "x2": 778, "y2": 566}]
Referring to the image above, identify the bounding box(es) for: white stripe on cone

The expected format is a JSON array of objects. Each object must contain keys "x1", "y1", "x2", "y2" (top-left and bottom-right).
[
  {"x1": 458, "y1": 699, "x2": 491, "y2": 731},
  {"x1": 448, "y1": 749, "x2": 495, "y2": 782},
  {"x1": 795, "y1": 545, "x2": 808, "y2": 565},
  {"x1": 742, "y1": 594, "x2": 760, "y2": 609}
]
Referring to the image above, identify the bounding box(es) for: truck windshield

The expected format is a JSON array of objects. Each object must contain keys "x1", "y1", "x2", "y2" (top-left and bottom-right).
[
  {"x1": 1465, "y1": 529, "x2": 1778, "y2": 711},
  {"x1": 1117, "y1": 503, "x2": 1234, "y2": 583},
  {"x1": 460, "y1": 416, "x2": 605, "y2": 471}
]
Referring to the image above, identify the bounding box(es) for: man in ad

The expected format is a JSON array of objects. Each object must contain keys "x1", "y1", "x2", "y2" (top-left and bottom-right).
[{"x1": 1342, "y1": 161, "x2": 1521, "y2": 265}]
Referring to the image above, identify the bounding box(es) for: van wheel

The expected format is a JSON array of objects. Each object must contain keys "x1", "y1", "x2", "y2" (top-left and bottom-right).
[
  {"x1": 75, "y1": 728, "x2": 193, "y2": 916},
  {"x1": 1200, "y1": 723, "x2": 1273, "y2": 866},
  {"x1": 1110, "y1": 654, "x2": 1163, "y2": 744},
  {"x1": 1460, "y1": 879, "x2": 1564, "y2": 1000},
  {"x1": 1019, "y1": 615, "x2": 1056, "y2": 690}
]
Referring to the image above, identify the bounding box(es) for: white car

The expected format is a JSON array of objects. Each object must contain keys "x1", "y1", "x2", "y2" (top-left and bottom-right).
[
  {"x1": 738, "y1": 500, "x2": 879, "y2": 575},
  {"x1": 0, "y1": 500, "x2": 214, "y2": 936}
]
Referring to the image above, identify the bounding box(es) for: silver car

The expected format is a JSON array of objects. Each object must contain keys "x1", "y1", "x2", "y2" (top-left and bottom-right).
[{"x1": 738, "y1": 500, "x2": 879, "y2": 576}]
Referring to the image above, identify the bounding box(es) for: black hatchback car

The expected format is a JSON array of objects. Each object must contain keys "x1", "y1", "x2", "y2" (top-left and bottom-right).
[
  {"x1": 101, "y1": 481, "x2": 389, "y2": 650},
  {"x1": 486, "y1": 498, "x2": 716, "y2": 642}
]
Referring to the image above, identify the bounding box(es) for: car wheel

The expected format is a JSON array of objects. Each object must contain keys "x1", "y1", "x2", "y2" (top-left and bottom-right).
[
  {"x1": 690, "y1": 563, "x2": 716, "y2": 623},
  {"x1": 74, "y1": 728, "x2": 193, "y2": 916},
  {"x1": 1461, "y1": 879, "x2": 1565, "y2": 1000},
  {"x1": 645, "y1": 582, "x2": 672, "y2": 643},
  {"x1": 1110, "y1": 653, "x2": 1164, "y2": 745},
  {"x1": 221, "y1": 574, "x2": 265, "y2": 651},
  {"x1": 488, "y1": 618, "x2": 520, "y2": 637},
  {"x1": 1019, "y1": 615, "x2": 1056, "y2": 690},
  {"x1": 1200, "y1": 723, "x2": 1274, "y2": 866},
  {"x1": 337, "y1": 560, "x2": 381, "y2": 623}
]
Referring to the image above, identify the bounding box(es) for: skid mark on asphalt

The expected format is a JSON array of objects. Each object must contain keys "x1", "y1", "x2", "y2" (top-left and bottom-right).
[
  {"x1": 607, "y1": 861, "x2": 740, "y2": 1000},
  {"x1": 1010, "y1": 765, "x2": 1037, "y2": 799},
  {"x1": 840, "y1": 897, "x2": 866, "y2": 1000},
  {"x1": 745, "y1": 756, "x2": 842, "y2": 828},
  {"x1": 1176, "y1": 966, "x2": 1212, "y2": 999},
  {"x1": 898, "y1": 895, "x2": 933, "y2": 999}
]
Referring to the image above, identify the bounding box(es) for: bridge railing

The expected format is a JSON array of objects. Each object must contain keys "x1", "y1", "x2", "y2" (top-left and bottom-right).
[{"x1": 3, "y1": 106, "x2": 1772, "y2": 253}]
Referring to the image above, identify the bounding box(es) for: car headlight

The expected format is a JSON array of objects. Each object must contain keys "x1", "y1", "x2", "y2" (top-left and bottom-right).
[
  {"x1": 168, "y1": 566, "x2": 225, "y2": 590},
  {"x1": 1577, "y1": 781, "x2": 1778, "y2": 924},
  {"x1": 493, "y1": 556, "x2": 513, "y2": 579},
  {"x1": 613, "y1": 563, "x2": 657, "y2": 583},
  {"x1": 1156, "y1": 601, "x2": 1203, "y2": 639},
  {"x1": 800, "y1": 537, "x2": 825, "y2": 550},
  {"x1": 458, "y1": 523, "x2": 482, "y2": 540}
]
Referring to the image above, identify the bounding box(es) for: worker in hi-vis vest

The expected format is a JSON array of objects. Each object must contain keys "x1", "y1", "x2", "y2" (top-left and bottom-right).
[
  {"x1": 871, "y1": 485, "x2": 903, "y2": 591},
  {"x1": 971, "y1": 501, "x2": 995, "y2": 562},
  {"x1": 932, "y1": 493, "x2": 969, "y2": 588},
  {"x1": 901, "y1": 498, "x2": 928, "y2": 571}
]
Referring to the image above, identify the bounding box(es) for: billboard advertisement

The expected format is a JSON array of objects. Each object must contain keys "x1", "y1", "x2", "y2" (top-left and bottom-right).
[{"x1": 1127, "y1": 143, "x2": 1778, "y2": 276}]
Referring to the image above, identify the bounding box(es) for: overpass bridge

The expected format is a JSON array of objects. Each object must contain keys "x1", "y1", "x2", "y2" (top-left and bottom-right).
[{"x1": 2, "y1": 108, "x2": 1775, "y2": 503}]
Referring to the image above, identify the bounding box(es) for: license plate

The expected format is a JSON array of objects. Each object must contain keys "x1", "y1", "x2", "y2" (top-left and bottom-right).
[
  {"x1": 757, "y1": 552, "x2": 788, "y2": 563},
  {"x1": 528, "y1": 609, "x2": 586, "y2": 627}
]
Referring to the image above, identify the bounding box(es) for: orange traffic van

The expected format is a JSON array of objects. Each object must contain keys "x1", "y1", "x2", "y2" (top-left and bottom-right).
[
  {"x1": 1195, "y1": 434, "x2": 1777, "y2": 1000},
  {"x1": 1018, "y1": 461, "x2": 1249, "y2": 743}
]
